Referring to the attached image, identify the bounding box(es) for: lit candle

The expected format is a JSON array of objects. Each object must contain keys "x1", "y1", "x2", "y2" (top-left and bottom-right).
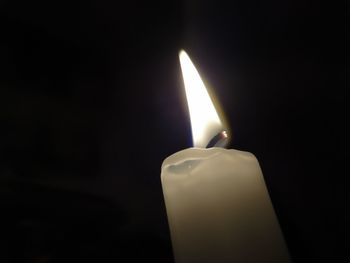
[{"x1": 161, "y1": 50, "x2": 292, "y2": 263}]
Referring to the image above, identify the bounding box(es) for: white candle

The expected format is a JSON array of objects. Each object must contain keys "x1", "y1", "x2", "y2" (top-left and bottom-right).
[{"x1": 161, "y1": 51, "x2": 291, "y2": 263}]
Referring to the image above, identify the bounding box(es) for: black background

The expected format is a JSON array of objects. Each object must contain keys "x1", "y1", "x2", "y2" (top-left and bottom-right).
[{"x1": 0, "y1": 0, "x2": 348, "y2": 262}]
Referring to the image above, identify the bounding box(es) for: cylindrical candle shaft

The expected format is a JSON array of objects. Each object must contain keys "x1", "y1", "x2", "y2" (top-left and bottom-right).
[{"x1": 161, "y1": 148, "x2": 291, "y2": 263}]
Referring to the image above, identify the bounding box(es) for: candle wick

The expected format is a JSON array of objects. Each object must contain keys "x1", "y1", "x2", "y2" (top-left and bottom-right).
[{"x1": 206, "y1": 130, "x2": 229, "y2": 148}]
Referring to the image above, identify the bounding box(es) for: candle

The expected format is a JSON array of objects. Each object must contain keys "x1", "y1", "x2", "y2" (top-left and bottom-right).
[{"x1": 161, "y1": 50, "x2": 291, "y2": 263}]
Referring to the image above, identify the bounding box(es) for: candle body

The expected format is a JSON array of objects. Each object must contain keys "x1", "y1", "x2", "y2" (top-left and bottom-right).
[{"x1": 161, "y1": 148, "x2": 291, "y2": 263}]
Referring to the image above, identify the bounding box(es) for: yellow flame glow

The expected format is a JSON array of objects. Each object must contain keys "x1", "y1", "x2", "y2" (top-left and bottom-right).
[{"x1": 179, "y1": 50, "x2": 225, "y2": 148}]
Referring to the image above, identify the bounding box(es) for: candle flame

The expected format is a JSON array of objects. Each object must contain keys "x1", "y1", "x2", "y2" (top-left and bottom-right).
[{"x1": 179, "y1": 50, "x2": 228, "y2": 148}]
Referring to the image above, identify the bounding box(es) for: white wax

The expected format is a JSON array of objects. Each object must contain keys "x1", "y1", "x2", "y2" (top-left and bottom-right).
[{"x1": 161, "y1": 148, "x2": 291, "y2": 263}]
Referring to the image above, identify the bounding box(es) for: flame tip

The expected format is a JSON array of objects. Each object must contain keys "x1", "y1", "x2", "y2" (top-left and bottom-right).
[{"x1": 179, "y1": 49, "x2": 187, "y2": 58}]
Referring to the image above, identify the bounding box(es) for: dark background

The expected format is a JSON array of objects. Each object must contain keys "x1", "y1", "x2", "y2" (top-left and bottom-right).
[{"x1": 0, "y1": 0, "x2": 348, "y2": 262}]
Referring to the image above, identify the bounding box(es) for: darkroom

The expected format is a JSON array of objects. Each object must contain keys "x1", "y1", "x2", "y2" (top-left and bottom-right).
[{"x1": 0, "y1": 0, "x2": 348, "y2": 262}]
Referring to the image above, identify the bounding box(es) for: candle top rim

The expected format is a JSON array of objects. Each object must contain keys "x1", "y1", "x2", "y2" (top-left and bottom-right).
[{"x1": 161, "y1": 147, "x2": 256, "y2": 170}]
